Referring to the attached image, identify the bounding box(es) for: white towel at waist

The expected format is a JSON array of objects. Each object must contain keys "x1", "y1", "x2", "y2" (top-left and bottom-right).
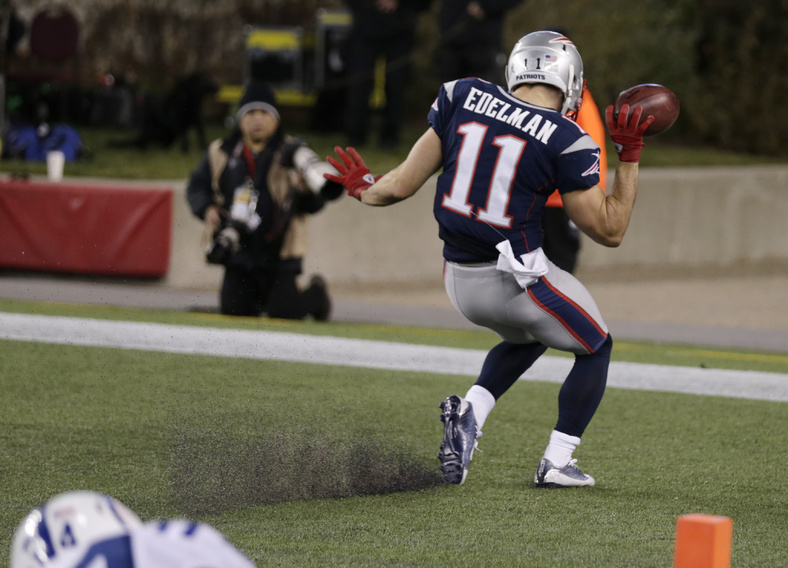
[{"x1": 495, "y1": 240, "x2": 549, "y2": 289}]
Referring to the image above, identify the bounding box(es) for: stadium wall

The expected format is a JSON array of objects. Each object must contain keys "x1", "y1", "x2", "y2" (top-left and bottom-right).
[{"x1": 167, "y1": 165, "x2": 788, "y2": 290}]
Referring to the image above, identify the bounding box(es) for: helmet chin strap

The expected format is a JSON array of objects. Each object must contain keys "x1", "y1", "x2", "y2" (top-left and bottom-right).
[{"x1": 561, "y1": 64, "x2": 577, "y2": 115}]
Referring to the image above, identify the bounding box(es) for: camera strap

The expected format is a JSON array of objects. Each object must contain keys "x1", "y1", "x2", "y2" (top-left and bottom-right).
[
  {"x1": 242, "y1": 144, "x2": 257, "y2": 183},
  {"x1": 240, "y1": 141, "x2": 291, "y2": 243}
]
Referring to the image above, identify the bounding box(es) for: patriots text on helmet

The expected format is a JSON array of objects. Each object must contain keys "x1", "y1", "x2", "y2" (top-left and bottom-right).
[
  {"x1": 462, "y1": 87, "x2": 558, "y2": 144},
  {"x1": 516, "y1": 73, "x2": 546, "y2": 81}
]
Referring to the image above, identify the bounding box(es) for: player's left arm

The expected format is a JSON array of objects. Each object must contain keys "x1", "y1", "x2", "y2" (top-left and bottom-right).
[
  {"x1": 561, "y1": 162, "x2": 638, "y2": 248},
  {"x1": 562, "y1": 103, "x2": 653, "y2": 247},
  {"x1": 325, "y1": 128, "x2": 443, "y2": 206}
]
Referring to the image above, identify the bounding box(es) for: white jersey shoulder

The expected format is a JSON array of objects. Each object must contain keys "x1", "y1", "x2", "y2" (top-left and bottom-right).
[
  {"x1": 131, "y1": 521, "x2": 256, "y2": 568},
  {"x1": 47, "y1": 521, "x2": 256, "y2": 568}
]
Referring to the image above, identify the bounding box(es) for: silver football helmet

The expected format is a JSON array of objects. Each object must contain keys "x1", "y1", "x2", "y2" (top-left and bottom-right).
[
  {"x1": 505, "y1": 31, "x2": 584, "y2": 116},
  {"x1": 11, "y1": 491, "x2": 142, "y2": 568}
]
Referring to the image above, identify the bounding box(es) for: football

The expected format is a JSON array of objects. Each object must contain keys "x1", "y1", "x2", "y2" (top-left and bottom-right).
[{"x1": 614, "y1": 84, "x2": 680, "y2": 136}]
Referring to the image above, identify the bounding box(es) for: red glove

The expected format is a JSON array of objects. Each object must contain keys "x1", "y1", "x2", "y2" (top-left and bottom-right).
[
  {"x1": 324, "y1": 146, "x2": 377, "y2": 200},
  {"x1": 605, "y1": 104, "x2": 656, "y2": 163}
]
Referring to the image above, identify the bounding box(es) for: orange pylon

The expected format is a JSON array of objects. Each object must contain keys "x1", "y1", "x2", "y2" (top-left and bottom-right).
[{"x1": 673, "y1": 514, "x2": 733, "y2": 568}]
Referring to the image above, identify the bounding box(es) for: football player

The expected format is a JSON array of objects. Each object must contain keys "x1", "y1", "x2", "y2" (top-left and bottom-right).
[
  {"x1": 11, "y1": 491, "x2": 257, "y2": 568},
  {"x1": 325, "y1": 31, "x2": 653, "y2": 488}
]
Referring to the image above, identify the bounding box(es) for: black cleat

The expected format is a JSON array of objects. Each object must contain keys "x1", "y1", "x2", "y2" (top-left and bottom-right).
[{"x1": 437, "y1": 395, "x2": 479, "y2": 485}]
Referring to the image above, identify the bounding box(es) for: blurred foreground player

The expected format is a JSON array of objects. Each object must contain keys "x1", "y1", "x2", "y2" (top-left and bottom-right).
[
  {"x1": 12, "y1": 491, "x2": 257, "y2": 568},
  {"x1": 325, "y1": 31, "x2": 654, "y2": 487}
]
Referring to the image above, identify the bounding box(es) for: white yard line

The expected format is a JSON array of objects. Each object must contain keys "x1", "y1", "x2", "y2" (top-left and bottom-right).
[{"x1": 1, "y1": 312, "x2": 786, "y2": 402}]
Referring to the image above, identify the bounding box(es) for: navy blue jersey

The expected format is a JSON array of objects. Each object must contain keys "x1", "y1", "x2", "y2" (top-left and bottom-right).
[{"x1": 428, "y1": 78, "x2": 601, "y2": 263}]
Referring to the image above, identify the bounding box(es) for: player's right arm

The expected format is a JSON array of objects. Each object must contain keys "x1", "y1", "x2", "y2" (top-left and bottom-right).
[
  {"x1": 562, "y1": 104, "x2": 654, "y2": 248},
  {"x1": 358, "y1": 128, "x2": 442, "y2": 206},
  {"x1": 325, "y1": 128, "x2": 443, "y2": 206}
]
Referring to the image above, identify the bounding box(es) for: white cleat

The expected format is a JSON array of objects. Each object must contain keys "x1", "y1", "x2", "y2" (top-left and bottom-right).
[{"x1": 534, "y1": 458, "x2": 595, "y2": 488}]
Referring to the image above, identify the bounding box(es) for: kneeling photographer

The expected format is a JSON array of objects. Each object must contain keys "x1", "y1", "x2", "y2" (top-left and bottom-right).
[{"x1": 187, "y1": 80, "x2": 342, "y2": 319}]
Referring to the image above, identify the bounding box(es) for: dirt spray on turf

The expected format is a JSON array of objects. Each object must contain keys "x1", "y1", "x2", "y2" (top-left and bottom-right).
[{"x1": 169, "y1": 411, "x2": 443, "y2": 515}]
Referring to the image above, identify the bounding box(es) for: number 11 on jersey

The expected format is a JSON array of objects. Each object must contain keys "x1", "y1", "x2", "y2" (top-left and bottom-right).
[{"x1": 442, "y1": 121, "x2": 526, "y2": 229}]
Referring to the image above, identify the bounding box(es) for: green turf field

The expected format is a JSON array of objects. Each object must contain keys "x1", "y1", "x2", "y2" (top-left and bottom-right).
[{"x1": 1, "y1": 303, "x2": 786, "y2": 567}]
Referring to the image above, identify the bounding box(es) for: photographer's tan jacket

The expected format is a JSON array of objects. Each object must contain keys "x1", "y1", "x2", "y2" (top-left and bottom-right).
[{"x1": 207, "y1": 136, "x2": 310, "y2": 260}]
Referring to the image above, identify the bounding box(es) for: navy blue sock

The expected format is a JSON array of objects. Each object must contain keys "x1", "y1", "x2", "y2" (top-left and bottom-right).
[
  {"x1": 476, "y1": 341, "x2": 548, "y2": 400},
  {"x1": 555, "y1": 334, "x2": 613, "y2": 437}
]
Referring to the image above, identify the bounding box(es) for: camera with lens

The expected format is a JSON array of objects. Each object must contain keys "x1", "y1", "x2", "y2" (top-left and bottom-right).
[
  {"x1": 280, "y1": 138, "x2": 343, "y2": 200},
  {"x1": 205, "y1": 182, "x2": 261, "y2": 264},
  {"x1": 205, "y1": 222, "x2": 244, "y2": 265}
]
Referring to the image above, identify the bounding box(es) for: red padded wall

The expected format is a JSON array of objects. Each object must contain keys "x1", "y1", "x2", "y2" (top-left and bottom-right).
[{"x1": 0, "y1": 180, "x2": 172, "y2": 277}]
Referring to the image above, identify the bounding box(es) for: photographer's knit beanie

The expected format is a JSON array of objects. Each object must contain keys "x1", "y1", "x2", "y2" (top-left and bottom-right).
[{"x1": 236, "y1": 79, "x2": 280, "y2": 122}]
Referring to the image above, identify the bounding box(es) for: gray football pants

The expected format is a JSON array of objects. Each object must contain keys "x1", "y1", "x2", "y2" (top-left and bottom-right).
[{"x1": 443, "y1": 260, "x2": 609, "y2": 355}]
